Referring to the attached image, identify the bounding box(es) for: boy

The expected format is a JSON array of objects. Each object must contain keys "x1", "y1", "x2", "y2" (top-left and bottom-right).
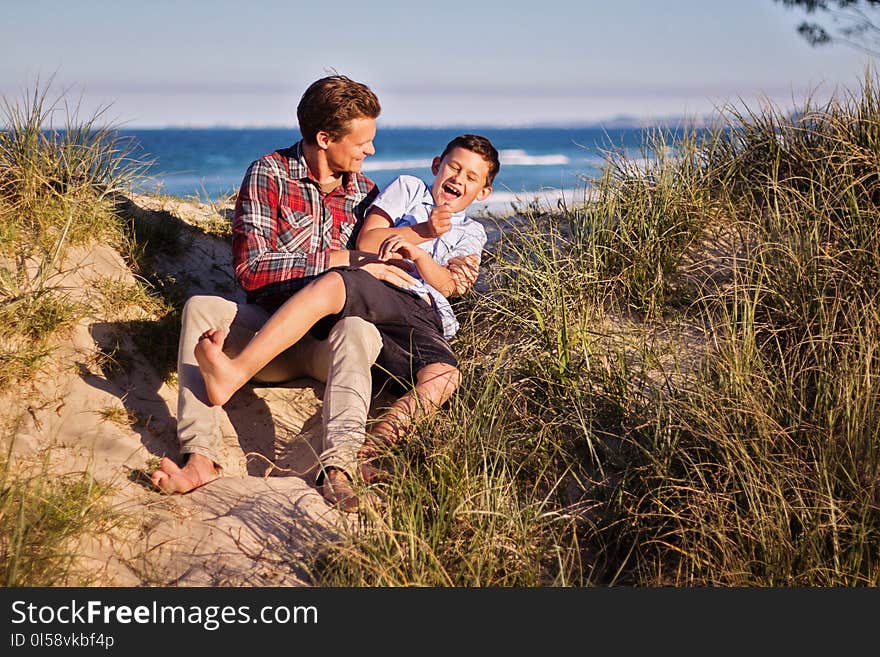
[{"x1": 193, "y1": 134, "x2": 498, "y2": 503}]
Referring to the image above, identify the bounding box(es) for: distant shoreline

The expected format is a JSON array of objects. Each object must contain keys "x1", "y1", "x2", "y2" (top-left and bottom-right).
[{"x1": 114, "y1": 116, "x2": 717, "y2": 132}]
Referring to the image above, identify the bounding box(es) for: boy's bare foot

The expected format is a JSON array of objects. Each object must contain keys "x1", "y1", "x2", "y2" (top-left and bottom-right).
[
  {"x1": 319, "y1": 467, "x2": 359, "y2": 513},
  {"x1": 150, "y1": 454, "x2": 218, "y2": 494},
  {"x1": 357, "y1": 436, "x2": 391, "y2": 484},
  {"x1": 193, "y1": 328, "x2": 246, "y2": 406},
  {"x1": 360, "y1": 460, "x2": 390, "y2": 484}
]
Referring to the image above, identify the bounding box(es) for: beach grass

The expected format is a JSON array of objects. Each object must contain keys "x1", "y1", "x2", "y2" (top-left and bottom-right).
[
  {"x1": 0, "y1": 82, "x2": 152, "y2": 391},
  {"x1": 4, "y1": 71, "x2": 880, "y2": 586},
  {"x1": 0, "y1": 83, "x2": 159, "y2": 585},
  {"x1": 0, "y1": 433, "x2": 117, "y2": 586},
  {"x1": 307, "y1": 70, "x2": 880, "y2": 586}
]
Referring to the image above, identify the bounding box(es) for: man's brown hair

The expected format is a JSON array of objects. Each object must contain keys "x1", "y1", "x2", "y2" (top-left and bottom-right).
[
  {"x1": 297, "y1": 75, "x2": 381, "y2": 144},
  {"x1": 440, "y1": 134, "x2": 501, "y2": 185}
]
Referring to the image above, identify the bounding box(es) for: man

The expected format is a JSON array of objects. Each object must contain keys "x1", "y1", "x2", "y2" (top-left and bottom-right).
[{"x1": 150, "y1": 75, "x2": 477, "y2": 511}]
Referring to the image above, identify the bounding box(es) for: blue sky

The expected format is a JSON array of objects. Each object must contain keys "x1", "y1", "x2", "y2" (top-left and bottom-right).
[{"x1": 0, "y1": 0, "x2": 873, "y2": 127}]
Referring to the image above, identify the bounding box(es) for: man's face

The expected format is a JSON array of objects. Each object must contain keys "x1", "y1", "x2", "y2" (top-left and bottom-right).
[
  {"x1": 430, "y1": 147, "x2": 493, "y2": 213},
  {"x1": 323, "y1": 116, "x2": 377, "y2": 175}
]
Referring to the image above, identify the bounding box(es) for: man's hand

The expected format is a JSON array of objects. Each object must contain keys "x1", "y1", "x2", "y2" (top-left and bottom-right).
[
  {"x1": 359, "y1": 261, "x2": 418, "y2": 289},
  {"x1": 447, "y1": 254, "x2": 480, "y2": 297},
  {"x1": 428, "y1": 202, "x2": 453, "y2": 237},
  {"x1": 343, "y1": 249, "x2": 418, "y2": 288}
]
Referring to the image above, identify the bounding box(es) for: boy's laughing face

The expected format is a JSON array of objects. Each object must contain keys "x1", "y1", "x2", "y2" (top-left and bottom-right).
[{"x1": 430, "y1": 147, "x2": 493, "y2": 213}]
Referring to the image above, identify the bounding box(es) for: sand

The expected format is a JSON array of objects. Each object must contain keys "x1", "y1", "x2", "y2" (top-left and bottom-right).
[{"x1": 1, "y1": 193, "x2": 381, "y2": 586}]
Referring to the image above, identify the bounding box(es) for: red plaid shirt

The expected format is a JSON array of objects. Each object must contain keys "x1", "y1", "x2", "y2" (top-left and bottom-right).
[{"x1": 232, "y1": 141, "x2": 378, "y2": 309}]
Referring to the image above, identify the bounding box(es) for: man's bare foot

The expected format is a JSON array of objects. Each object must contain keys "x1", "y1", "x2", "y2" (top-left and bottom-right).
[
  {"x1": 319, "y1": 467, "x2": 359, "y2": 513},
  {"x1": 193, "y1": 328, "x2": 246, "y2": 406},
  {"x1": 150, "y1": 454, "x2": 218, "y2": 494}
]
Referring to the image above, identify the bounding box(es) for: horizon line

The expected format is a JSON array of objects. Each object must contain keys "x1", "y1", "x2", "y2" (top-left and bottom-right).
[{"x1": 111, "y1": 114, "x2": 716, "y2": 131}]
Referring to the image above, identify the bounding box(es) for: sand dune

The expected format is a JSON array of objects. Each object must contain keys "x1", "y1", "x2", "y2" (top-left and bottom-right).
[{"x1": 3, "y1": 194, "x2": 377, "y2": 586}]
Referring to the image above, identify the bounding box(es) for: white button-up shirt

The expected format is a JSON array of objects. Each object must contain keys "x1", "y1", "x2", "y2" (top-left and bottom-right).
[{"x1": 369, "y1": 175, "x2": 487, "y2": 338}]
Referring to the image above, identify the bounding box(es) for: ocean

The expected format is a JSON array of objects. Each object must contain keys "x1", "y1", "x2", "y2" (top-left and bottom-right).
[{"x1": 123, "y1": 125, "x2": 691, "y2": 215}]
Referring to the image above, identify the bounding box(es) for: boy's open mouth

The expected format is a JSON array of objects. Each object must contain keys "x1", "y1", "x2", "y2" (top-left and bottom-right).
[{"x1": 442, "y1": 183, "x2": 462, "y2": 198}]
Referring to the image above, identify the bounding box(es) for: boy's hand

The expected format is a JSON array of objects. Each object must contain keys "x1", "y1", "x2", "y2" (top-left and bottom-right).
[
  {"x1": 428, "y1": 202, "x2": 453, "y2": 237},
  {"x1": 378, "y1": 235, "x2": 423, "y2": 263},
  {"x1": 447, "y1": 254, "x2": 480, "y2": 296}
]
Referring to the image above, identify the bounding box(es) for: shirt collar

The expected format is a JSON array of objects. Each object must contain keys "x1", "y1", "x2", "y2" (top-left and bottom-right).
[
  {"x1": 288, "y1": 141, "x2": 309, "y2": 179},
  {"x1": 289, "y1": 140, "x2": 354, "y2": 196}
]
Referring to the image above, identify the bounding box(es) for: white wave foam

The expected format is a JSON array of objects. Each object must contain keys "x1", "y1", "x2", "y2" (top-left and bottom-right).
[
  {"x1": 498, "y1": 149, "x2": 569, "y2": 166},
  {"x1": 363, "y1": 158, "x2": 433, "y2": 172}
]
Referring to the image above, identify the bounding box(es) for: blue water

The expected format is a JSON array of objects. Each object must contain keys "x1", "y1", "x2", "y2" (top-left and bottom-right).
[{"x1": 122, "y1": 125, "x2": 694, "y2": 213}]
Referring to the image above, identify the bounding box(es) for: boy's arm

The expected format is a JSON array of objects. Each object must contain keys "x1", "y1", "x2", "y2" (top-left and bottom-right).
[
  {"x1": 369, "y1": 232, "x2": 478, "y2": 297},
  {"x1": 377, "y1": 235, "x2": 460, "y2": 298},
  {"x1": 356, "y1": 205, "x2": 454, "y2": 252}
]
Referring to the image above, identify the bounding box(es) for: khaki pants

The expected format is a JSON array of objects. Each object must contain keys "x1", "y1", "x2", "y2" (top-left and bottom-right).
[{"x1": 176, "y1": 295, "x2": 382, "y2": 478}]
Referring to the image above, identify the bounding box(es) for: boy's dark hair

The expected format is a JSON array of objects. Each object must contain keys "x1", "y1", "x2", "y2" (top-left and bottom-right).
[
  {"x1": 297, "y1": 75, "x2": 381, "y2": 144},
  {"x1": 440, "y1": 134, "x2": 500, "y2": 185}
]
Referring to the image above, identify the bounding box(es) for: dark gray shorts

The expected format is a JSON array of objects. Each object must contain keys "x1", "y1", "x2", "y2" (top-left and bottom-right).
[{"x1": 311, "y1": 268, "x2": 458, "y2": 383}]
